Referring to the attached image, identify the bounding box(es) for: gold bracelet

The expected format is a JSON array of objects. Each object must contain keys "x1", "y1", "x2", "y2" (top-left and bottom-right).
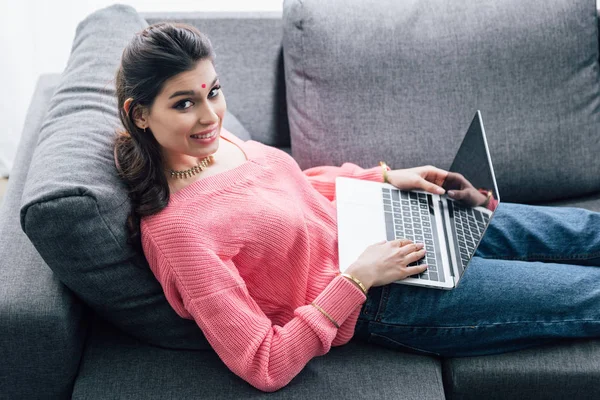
[
  {"x1": 311, "y1": 302, "x2": 340, "y2": 329},
  {"x1": 379, "y1": 161, "x2": 390, "y2": 183},
  {"x1": 340, "y1": 273, "x2": 368, "y2": 295}
]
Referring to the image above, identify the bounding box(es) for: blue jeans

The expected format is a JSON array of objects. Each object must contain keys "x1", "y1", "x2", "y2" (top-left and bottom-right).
[{"x1": 353, "y1": 202, "x2": 600, "y2": 357}]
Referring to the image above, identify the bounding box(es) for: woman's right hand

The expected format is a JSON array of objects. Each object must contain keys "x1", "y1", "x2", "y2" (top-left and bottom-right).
[{"x1": 344, "y1": 238, "x2": 428, "y2": 290}]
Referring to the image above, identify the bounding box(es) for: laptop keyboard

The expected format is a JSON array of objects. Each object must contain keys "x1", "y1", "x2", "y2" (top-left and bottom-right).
[
  {"x1": 382, "y1": 189, "x2": 445, "y2": 282},
  {"x1": 448, "y1": 201, "x2": 489, "y2": 275}
]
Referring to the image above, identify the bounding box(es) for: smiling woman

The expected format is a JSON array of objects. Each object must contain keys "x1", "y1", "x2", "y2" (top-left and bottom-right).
[
  {"x1": 110, "y1": 18, "x2": 600, "y2": 394},
  {"x1": 114, "y1": 22, "x2": 223, "y2": 247}
]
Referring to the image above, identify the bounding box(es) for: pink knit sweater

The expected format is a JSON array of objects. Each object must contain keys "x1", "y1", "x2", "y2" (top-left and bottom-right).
[{"x1": 140, "y1": 129, "x2": 386, "y2": 392}]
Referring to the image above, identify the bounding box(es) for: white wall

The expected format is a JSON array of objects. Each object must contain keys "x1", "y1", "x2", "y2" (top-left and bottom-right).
[{"x1": 0, "y1": 0, "x2": 284, "y2": 178}]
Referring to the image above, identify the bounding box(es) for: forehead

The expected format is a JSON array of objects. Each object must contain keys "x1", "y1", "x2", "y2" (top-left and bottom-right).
[{"x1": 159, "y1": 59, "x2": 216, "y2": 95}]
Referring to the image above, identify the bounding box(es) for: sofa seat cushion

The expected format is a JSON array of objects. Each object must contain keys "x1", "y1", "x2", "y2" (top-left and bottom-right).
[
  {"x1": 443, "y1": 339, "x2": 600, "y2": 400},
  {"x1": 72, "y1": 315, "x2": 446, "y2": 399},
  {"x1": 538, "y1": 191, "x2": 600, "y2": 212},
  {"x1": 19, "y1": 5, "x2": 248, "y2": 350},
  {"x1": 283, "y1": 0, "x2": 600, "y2": 203}
]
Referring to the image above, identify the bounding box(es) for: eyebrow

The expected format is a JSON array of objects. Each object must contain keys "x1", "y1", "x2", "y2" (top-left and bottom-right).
[{"x1": 168, "y1": 76, "x2": 219, "y2": 99}]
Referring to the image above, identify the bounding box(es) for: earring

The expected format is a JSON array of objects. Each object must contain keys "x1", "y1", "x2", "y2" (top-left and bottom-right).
[{"x1": 143, "y1": 127, "x2": 147, "y2": 133}]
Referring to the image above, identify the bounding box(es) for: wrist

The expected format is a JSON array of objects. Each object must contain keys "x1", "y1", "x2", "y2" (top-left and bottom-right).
[
  {"x1": 379, "y1": 161, "x2": 391, "y2": 183},
  {"x1": 340, "y1": 268, "x2": 371, "y2": 293}
]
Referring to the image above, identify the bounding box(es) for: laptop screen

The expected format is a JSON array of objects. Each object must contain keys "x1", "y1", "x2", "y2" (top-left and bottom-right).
[
  {"x1": 440, "y1": 111, "x2": 500, "y2": 279},
  {"x1": 442, "y1": 110, "x2": 499, "y2": 212}
]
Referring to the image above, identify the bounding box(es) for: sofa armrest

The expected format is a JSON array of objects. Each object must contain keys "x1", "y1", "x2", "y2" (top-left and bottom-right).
[{"x1": 0, "y1": 74, "x2": 89, "y2": 399}]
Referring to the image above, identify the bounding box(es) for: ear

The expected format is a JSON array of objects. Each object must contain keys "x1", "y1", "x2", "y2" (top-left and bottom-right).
[
  {"x1": 132, "y1": 107, "x2": 149, "y2": 130},
  {"x1": 123, "y1": 98, "x2": 148, "y2": 129}
]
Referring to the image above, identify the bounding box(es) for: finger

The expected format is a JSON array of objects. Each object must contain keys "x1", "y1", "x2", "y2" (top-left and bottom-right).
[
  {"x1": 433, "y1": 167, "x2": 450, "y2": 186},
  {"x1": 393, "y1": 238, "x2": 413, "y2": 248},
  {"x1": 403, "y1": 248, "x2": 426, "y2": 264},
  {"x1": 403, "y1": 263, "x2": 428, "y2": 276},
  {"x1": 398, "y1": 242, "x2": 424, "y2": 256},
  {"x1": 420, "y1": 178, "x2": 445, "y2": 195},
  {"x1": 421, "y1": 165, "x2": 449, "y2": 186}
]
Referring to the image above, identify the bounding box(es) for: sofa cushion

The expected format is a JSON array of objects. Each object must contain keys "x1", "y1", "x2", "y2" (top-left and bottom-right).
[
  {"x1": 19, "y1": 5, "x2": 249, "y2": 350},
  {"x1": 0, "y1": 74, "x2": 88, "y2": 400},
  {"x1": 443, "y1": 339, "x2": 600, "y2": 400},
  {"x1": 283, "y1": 0, "x2": 600, "y2": 203},
  {"x1": 72, "y1": 315, "x2": 446, "y2": 399},
  {"x1": 539, "y1": 191, "x2": 600, "y2": 212}
]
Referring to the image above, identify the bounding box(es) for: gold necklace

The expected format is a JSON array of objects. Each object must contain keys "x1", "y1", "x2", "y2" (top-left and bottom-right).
[{"x1": 168, "y1": 155, "x2": 214, "y2": 179}]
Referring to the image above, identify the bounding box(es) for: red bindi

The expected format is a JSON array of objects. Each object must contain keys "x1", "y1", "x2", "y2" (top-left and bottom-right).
[{"x1": 201, "y1": 83, "x2": 206, "y2": 88}]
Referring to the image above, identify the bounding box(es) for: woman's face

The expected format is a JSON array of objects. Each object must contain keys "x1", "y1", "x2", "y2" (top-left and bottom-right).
[{"x1": 142, "y1": 58, "x2": 226, "y2": 169}]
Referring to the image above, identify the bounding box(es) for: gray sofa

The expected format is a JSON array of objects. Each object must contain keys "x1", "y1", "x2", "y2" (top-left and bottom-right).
[{"x1": 2, "y1": 1, "x2": 600, "y2": 399}]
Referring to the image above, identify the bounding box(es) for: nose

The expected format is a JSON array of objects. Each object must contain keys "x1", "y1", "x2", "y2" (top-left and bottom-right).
[{"x1": 197, "y1": 104, "x2": 219, "y2": 126}]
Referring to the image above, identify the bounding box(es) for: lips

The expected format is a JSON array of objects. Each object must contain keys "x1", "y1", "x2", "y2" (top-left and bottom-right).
[{"x1": 191, "y1": 124, "x2": 218, "y2": 137}]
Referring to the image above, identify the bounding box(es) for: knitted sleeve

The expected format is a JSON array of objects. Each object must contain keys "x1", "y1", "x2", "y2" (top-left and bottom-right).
[
  {"x1": 141, "y1": 228, "x2": 366, "y2": 393},
  {"x1": 302, "y1": 162, "x2": 387, "y2": 202}
]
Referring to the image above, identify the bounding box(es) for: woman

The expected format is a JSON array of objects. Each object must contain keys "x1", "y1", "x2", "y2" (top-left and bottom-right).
[{"x1": 114, "y1": 23, "x2": 600, "y2": 392}]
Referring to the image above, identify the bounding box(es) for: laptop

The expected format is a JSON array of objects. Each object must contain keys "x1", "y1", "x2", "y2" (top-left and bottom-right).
[{"x1": 336, "y1": 111, "x2": 500, "y2": 290}]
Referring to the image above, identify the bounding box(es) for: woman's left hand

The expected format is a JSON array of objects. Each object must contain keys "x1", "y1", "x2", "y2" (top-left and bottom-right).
[{"x1": 386, "y1": 165, "x2": 448, "y2": 195}]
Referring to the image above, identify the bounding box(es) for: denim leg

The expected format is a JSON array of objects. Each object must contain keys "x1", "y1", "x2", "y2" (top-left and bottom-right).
[
  {"x1": 475, "y1": 202, "x2": 600, "y2": 266},
  {"x1": 362, "y1": 256, "x2": 600, "y2": 357}
]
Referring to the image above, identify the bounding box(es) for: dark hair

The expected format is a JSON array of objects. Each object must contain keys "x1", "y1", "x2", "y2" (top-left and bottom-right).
[{"x1": 114, "y1": 22, "x2": 215, "y2": 254}]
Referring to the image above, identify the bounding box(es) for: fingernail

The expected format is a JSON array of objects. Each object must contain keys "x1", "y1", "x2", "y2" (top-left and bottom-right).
[
  {"x1": 448, "y1": 190, "x2": 455, "y2": 197},
  {"x1": 436, "y1": 188, "x2": 445, "y2": 194},
  {"x1": 416, "y1": 243, "x2": 424, "y2": 248}
]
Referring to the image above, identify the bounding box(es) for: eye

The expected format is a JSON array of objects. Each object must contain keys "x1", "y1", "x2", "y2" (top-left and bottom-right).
[
  {"x1": 209, "y1": 85, "x2": 222, "y2": 99},
  {"x1": 174, "y1": 100, "x2": 194, "y2": 110}
]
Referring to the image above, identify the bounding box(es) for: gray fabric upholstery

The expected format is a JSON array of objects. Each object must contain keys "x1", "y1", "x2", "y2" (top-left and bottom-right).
[
  {"x1": 72, "y1": 315, "x2": 445, "y2": 400},
  {"x1": 224, "y1": 111, "x2": 252, "y2": 141},
  {"x1": 4, "y1": 5, "x2": 600, "y2": 399},
  {"x1": 539, "y1": 191, "x2": 600, "y2": 212},
  {"x1": 18, "y1": 5, "x2": 213, "y2": 350},
  {"x1": 144, "y1": 11, "x2": 290, "y2": 147},
  {"x1": 282, "y1": 0, "x2": 600, "y2": 204},
  {"x1": 0, "y1": 75, "x2": 88, "y2": 399},
  {"x1": 443, "y1": 339, "x2": 600, "y2": 400}
]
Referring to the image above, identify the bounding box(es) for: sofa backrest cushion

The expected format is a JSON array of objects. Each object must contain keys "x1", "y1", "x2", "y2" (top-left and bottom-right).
[
  {"x1": 19, "y1": 5, "x2": 251, "y2": 350},
  {"x1": 283, "y1": 0, "x2": 600, "y2": 203}
]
